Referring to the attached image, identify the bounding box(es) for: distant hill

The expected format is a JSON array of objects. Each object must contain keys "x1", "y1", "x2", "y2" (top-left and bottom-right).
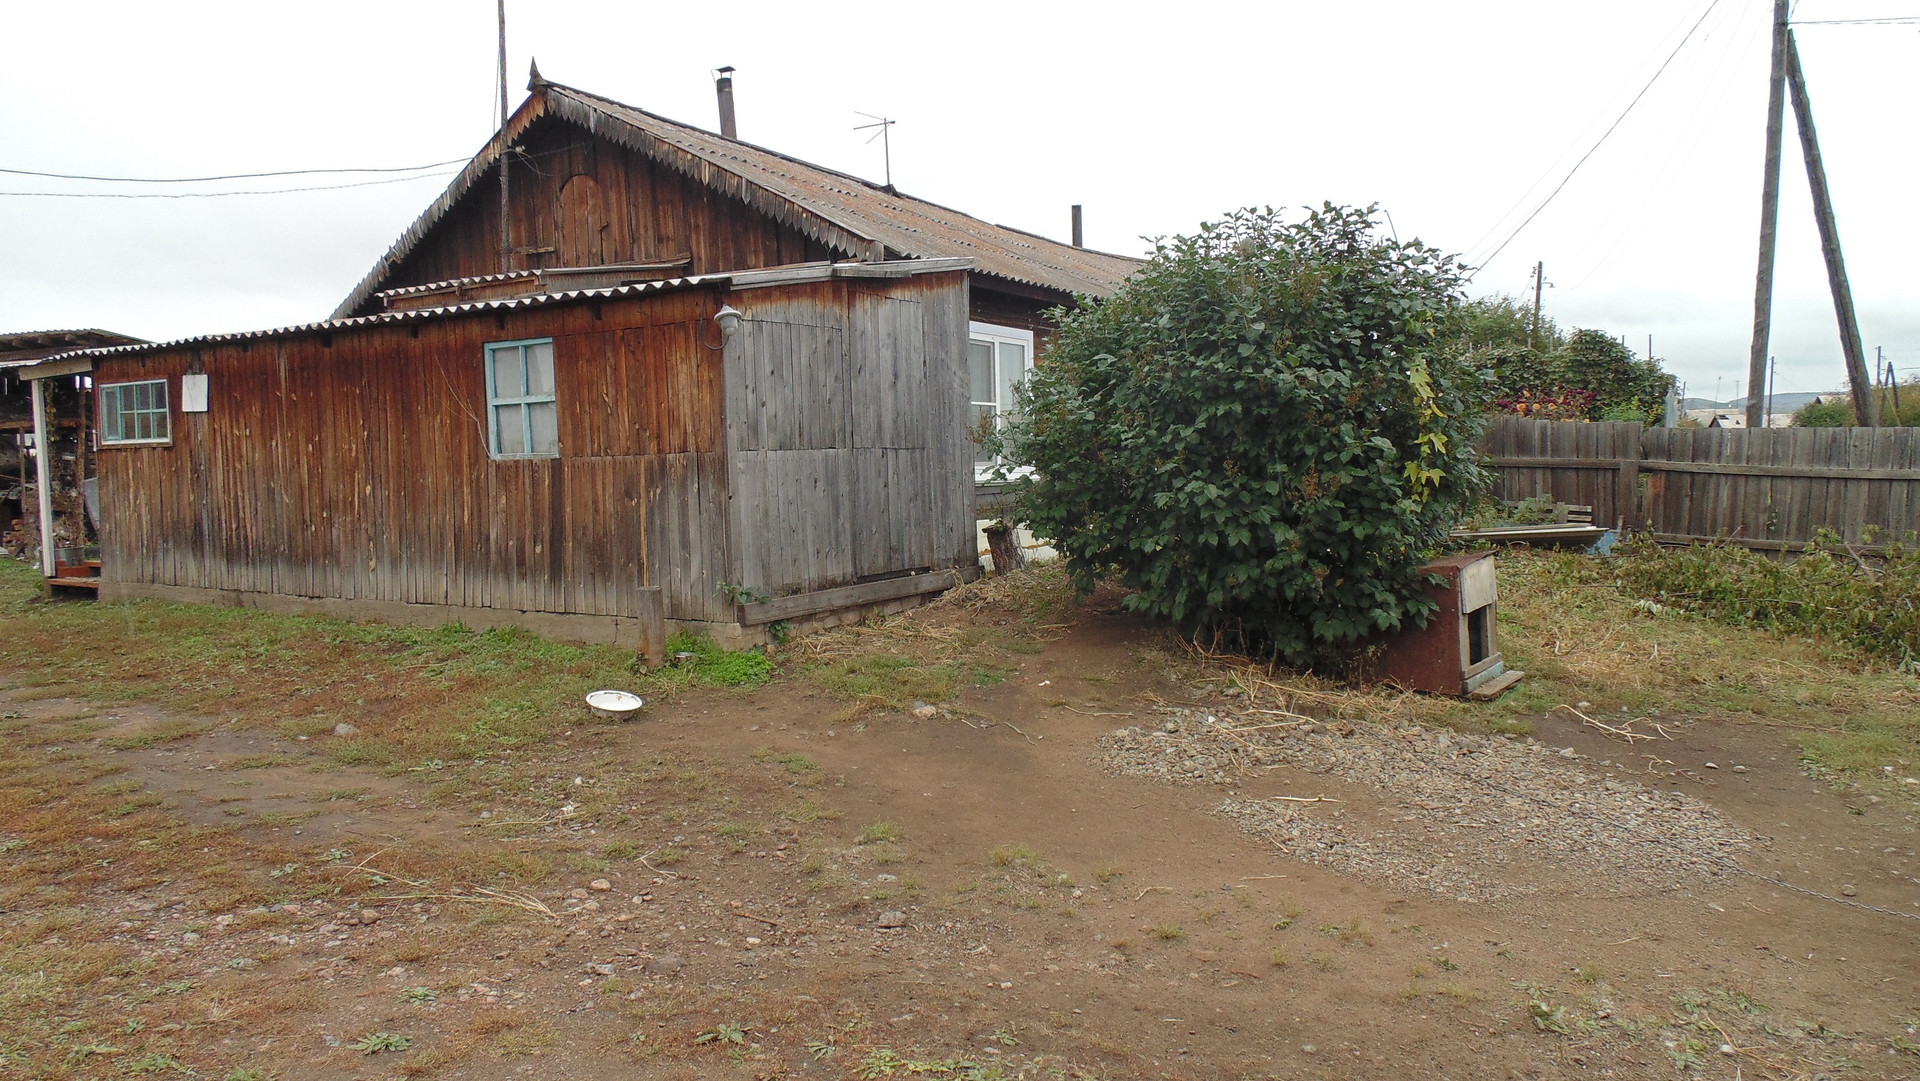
[{"x1": 1684, "y1": 392, "x2": 1836, "y2": 414}]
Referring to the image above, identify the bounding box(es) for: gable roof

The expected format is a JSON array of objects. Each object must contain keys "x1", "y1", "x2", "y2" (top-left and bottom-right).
[{"x1": 333, "y1": 73, "x2": 1141, "y2": 319}]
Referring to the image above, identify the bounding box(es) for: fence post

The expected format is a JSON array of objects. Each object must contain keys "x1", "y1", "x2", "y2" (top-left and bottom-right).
[{"x1": 1615, "y1": 423, "x2": 1644, "y2": 531}]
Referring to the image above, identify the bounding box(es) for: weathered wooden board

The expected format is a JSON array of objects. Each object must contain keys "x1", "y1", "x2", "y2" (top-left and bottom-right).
[
  {"x1": 1484, "y1": 418, "x2": 1920, "y2": 548},
  {"x1": 724, "y1": 272, "x2": 973, "y2": 599},
  {"x1": 94, "y1": 286, "x2": 737, "y2": 626}
]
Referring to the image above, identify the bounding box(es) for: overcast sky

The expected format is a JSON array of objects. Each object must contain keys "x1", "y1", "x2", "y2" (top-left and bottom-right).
[{"x1": 3, "y1": 1, "x2": 1914, "y2": 402}]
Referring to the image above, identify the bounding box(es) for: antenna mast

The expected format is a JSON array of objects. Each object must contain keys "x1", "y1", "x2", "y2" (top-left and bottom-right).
[
  {"x1": 497, "y1": 0, "x2": 511, "y2": 274},
  {"x1": 854, "y1": 112, "x2": 897, "y2": 189}
]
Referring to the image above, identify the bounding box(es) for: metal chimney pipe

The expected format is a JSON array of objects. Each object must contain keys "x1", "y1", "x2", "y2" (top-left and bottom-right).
[
  {"x1": 1071, "y1": 204, "x2": 1084, "y2": 248},
  {"x1": 715, "y1": 66, "x2": 738, "y2": 140}
]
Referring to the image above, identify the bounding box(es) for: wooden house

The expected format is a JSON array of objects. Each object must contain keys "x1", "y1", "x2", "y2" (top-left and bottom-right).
[{"x1": 54, "y1": 71, "x2": 1139, "y2": 657}]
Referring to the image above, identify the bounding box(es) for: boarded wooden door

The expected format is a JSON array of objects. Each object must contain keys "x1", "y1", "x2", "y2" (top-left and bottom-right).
[{"x1": 556, "y1": 174, "x2": 607, "y2": 266}]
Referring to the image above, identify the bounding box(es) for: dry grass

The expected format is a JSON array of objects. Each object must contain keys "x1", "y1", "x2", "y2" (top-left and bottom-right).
[{"x1": 1124, "y1": 548, "x2": 1919, "y2": 787}]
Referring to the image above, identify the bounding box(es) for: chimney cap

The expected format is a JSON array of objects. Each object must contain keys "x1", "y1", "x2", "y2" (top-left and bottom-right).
[{"x1": 716, "y1": 65, "x2": 736, "y2": 77}]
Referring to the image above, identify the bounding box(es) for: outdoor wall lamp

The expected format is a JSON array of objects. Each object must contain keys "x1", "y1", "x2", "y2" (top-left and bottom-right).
[{"x1": 713, "y1": 305, "x2": 744, "y2": 338}]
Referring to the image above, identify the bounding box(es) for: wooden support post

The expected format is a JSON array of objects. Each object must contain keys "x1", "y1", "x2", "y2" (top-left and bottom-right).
[
  {"x1": 1785, "y1": 32, "x2": 1878, "y2": 426},
  {"x1": 1615, "y1": 426, "x2": 1643, "y2": 531},
  {"x1": 30, "y1": 376, "x2": 54, "y2": 577},
  {"x1": 1745, "y1": 0, "x2": 1789, "y2": 430},
  {"x1": 75, "y1": 375, "x2": 89, "y2": 534}
]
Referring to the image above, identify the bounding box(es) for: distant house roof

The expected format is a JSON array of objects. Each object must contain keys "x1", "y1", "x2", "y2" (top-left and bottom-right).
[
  {"x1": 0, "y1": 328, "x2": 146, "y2": 369},
  {"x1": 332, "y1": 71, "x2": 1142, "y2": 319}
]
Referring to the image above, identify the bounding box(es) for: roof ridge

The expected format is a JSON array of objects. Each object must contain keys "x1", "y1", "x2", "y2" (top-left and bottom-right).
[
  {"x1": 543, "y1": 81, "x2": 1145, "y2": 264},
  {"x1": 329, "y1": 74, "x2": 1141, "y2": 319}
]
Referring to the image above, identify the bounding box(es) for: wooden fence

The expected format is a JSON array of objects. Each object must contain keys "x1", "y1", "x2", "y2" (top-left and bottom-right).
[{"x1": 1482, "y1": 418, "x2": 1920, "y2": 550}]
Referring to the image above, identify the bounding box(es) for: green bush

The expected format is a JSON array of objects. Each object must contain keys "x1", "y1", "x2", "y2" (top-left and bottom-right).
[
  {"x1": 1792, "y1": 385, "x2": 1920, "y2": 427},
  {"x1": 1614, "y1": 533, "x2": 1920, "y2": 669},
  {"x1": 1000, "y1": 204, "x2": 1489, "y2": 666}
]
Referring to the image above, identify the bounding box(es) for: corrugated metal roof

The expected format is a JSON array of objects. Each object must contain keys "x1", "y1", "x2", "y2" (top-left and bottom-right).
[
  {"x1": 333, "y1": 76, "x2": 1140, "y2": 320},
  {"x1": 36, "y1": 260, "x2": 970, "y2": 370},
  {"x1": 1, "y1": 329, "x2": 147, "y2": 369}
]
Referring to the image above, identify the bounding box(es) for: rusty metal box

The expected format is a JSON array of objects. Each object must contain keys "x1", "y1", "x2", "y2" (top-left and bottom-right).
[{"x1": 1356, "y1": 551, "x2": 1523, "y2": 699}]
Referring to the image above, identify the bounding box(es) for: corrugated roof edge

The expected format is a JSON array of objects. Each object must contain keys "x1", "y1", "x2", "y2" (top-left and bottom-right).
[{"x1": 32, "y1": 259, "x2": 972, "y2": 371}]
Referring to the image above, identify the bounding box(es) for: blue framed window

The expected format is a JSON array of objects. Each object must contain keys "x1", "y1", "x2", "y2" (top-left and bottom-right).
[
  {"x1": 485, "y1": 338, "x2": 559, "y2": 459},
  {"x1": 99, "y1": 379, "x2": 171, "y2": 444}
]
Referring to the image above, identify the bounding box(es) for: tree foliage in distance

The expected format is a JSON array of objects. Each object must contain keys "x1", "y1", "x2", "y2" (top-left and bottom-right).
[
  {"x1": 1793, "y1": 383, "x2": 1920, "y2": 427},
  {"x1": 997, "y1": 205, "x2": 1490, "y2": 667},
  {"x1": 1456, "y1": 297, "x2": 1674, "y2": 423}
]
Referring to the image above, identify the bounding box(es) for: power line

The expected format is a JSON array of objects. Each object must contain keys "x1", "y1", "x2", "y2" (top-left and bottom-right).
[
  {"x1": 0, "y1": 169, "x2": 463, "y2": 199},
  {"x1": 1458, "y1": 0, "x2": 1723, "y2": 264},
  {"x1": 1469, "y1": 0, "x2": 1726, "y2": 277},
  {"x1": 0, "y1": 157, "x2": 469, "y2": 184},
  {"x1": 1791, "y1": 16, "x2": 1920, "y2": 25}
]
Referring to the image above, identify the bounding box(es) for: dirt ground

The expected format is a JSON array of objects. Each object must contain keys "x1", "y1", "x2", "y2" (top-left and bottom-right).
[{"x1": 4, "y1": 586, "x2": 1919, "y2": 1080}]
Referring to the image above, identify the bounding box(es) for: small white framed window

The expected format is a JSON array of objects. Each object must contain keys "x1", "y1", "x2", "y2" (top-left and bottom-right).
[
  {"x1": 99, "y1": 379, "x2": 171, "y2": 445},
  {"x1": 968, "y1": 321, "x2": 1034, "y2": 479},
  {"x1": 485, "y1": 338, "x2": 559, "y2": 459}
]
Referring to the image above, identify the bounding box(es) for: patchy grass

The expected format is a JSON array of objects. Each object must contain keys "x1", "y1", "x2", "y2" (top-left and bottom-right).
[
  {"x1": 1148, "y1": 547, "x2": 1920, "y2": 794},
  {"x1": 1483, "y1": 548, "x2": 1920, "y2": 790},
  {"x1": 0, "y1": 561, "x2": 696, "y2": 765},
  {"x1": 665, "y1": 632, "x2": 771, "y2": 688},
  {"x1": 783, "y1": 566, "x2": 1074, "y2": 714},
  {"x1": 802, "y1": 654, "x2": 960, "y2": 709},
  {"x1": 988, "y1": 843, "x2": 1040, "y2": 868}
]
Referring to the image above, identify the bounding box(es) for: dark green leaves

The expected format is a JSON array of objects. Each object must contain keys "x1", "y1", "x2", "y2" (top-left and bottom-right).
[{"x1": 1000, "y1": 205, "x2": 1489, "y2": 667}]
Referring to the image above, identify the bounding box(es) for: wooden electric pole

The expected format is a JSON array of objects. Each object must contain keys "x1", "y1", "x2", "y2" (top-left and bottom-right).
[
  {"x1": 498, "y1": 0, "x2": 512, "y2": 275},
  {"x1": 1529, "y1": 261, "x2": 1546, "y2": 349},
  {"x1": 1745, "y1": 0, "x2": 1789, "y2": 430},
  {"x1": 1785, "y1": 32, "x2": 1878, "y2": 426}
]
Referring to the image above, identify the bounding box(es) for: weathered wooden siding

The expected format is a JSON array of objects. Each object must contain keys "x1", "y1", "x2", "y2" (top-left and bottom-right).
[
  {"x1": 364, "y1": 118, "x2": 839, "y2": 314},
  {"x1": 1481, "y1": 419, "x2": 1645, "y2": 529},
  {"x1": 1641, "y1": 426, "x2": 1920, "y2": 549},
  {"x1": 354, "y1": 118, "x2": 1066, "y2": 351},
  {"x1": 1481, "y1": 417, "x2": 1920, "y2": 549},
  {"x1": 95, "y1": 287, "x2": 737, "y2": 624},
  {"x1": 969, "y1": 286, "x2": 1060, "y2": 351},
  {"x1": 725, "y1": 271, "x2": 974, "y2": 596}
]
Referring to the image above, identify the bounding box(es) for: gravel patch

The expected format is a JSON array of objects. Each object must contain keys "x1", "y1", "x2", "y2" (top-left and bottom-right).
[{"x1": 1099, "y1": 709, "x2": 1755, "y2": 902}]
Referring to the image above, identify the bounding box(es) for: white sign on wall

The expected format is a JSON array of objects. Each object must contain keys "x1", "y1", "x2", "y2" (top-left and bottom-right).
[{"x1": 181, "y1": 372, "x2": 209, "y2": 413}]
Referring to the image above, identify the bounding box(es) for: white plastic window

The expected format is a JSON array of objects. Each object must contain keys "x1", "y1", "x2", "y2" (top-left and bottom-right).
[{"x1": 967, "y1": 322, "x2": 1034, "y2": 477}]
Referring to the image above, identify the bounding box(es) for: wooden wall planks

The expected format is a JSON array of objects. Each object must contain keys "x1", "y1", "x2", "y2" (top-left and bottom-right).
[
  {"x1": 96, "y1": 269, "x2": 976, "y2": 637},
  {"x1": 1484, "y1": 417, "x2": 1920, "y2": 548},
  {"x1": 348, "y1": 117, "x2": 1062, "y2": 353},
  {"x1": 724, "y1": 272, "x2": 973, "y2": 600},
  {"x1": 364, "y1": 119, "x2": 837, "y2": 315},
  {"x1": 95, "y1": 286, "x2": 736, "y2": 626}
]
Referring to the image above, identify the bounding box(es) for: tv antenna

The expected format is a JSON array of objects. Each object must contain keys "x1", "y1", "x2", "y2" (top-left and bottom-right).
[{"x1": 854, "y1": 112, "x2": 897, "y2": 189}]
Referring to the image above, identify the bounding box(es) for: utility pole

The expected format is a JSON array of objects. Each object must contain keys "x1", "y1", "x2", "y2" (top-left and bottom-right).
[
  {"x1": 1884, "y1": 347, "x2": 1904, "y2": 424},
  {"x1": 1745, "y1": 0, "x2": 1789, "y2": 429},
  {"x1": 1786, "y1": 32, "x2": 1878, "y2": 426},
  {"x1": 497, "y1": 0, "x2": 512, "y2": 275},
  {"x1": 1529, "y1": 261, "x2": 1546, "y2": 349}
]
